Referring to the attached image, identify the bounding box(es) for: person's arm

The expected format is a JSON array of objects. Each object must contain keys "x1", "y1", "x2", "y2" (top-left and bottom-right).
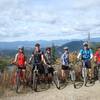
[
  {"x1": 13, "y1": 53, "x2": 18, "y2": 64},
  {"x1": 29, "y1": 54, "x2": 34, "y2": 64},
  {"x1": 41, "y1": 54, "x2": 47, "y2": 65},
  {"x1": 77, "y1": 52, "x2": 81, "y2": 59},
  {"x1": 94, "y1": 52, "x2": 97, "y2": 62},
  {"x1": 24, "y1": 55, "x2": 27, "y2": 65},
  {"x1": 90, "y1": 49, "x2": 93, "y2": 59}
]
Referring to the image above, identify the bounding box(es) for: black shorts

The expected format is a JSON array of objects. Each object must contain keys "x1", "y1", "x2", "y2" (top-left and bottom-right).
[
  {"x1": 17, "y1": 66, "x2": 26, "y2": 73},
  {"x1": 17, "y1": 65, "x2": 26, "y2": 70},
  {"x1": 32, "y1": 64, "x2": 45, "y2": 74},
  {"x1": 82, "y1": 60, "x2": 91, "y2": 69},
  {"x1": 61, "y1": 65, "x2": 70, "y2": 70}
]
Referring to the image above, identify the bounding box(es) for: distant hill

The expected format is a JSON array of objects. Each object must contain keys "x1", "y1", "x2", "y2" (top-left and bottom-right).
[
  {"x1": 0, "y1": 40, "x2": 69, "y2": 50},
  {"x1": 91, "y1": 38, "x2": 100, "y2": 42},
  {"x1": 0, "y1": 37, "x2": 100, "y2": 50},
  {"x1": 57, "y1": 41, "x2": 84, "y2": 55},
  {"x1": 57, "y1": 40, "x2": 100, "y2": 55}
]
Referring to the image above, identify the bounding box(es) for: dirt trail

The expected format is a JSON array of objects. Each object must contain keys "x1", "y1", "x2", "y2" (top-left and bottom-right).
[{"x1": 1, "y1": 81, "x2": 100, "y2": 100}]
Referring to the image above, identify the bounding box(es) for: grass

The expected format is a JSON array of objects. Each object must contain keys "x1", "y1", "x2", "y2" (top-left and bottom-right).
[{"x1": 0, "y1": 53, "x2": 96, "y2": 98}]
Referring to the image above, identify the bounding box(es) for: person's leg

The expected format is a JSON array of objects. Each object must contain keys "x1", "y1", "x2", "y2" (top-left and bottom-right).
[
  {"x1": 87, "y1": 61, "x2": 92, "y2": 80},
  {"x1": 61, "y1": 65, "x2": 66, "y2": 80},
  {"x1": 22, "y1": 69, "x2": 26, "y2": 83}
]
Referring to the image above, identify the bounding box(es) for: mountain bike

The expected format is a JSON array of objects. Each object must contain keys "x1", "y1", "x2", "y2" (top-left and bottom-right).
[
  {"x1": 94, "y1": 63, "x2": 100, "y2": 82},
  {"x1": 60, "y1": 63, "x2": 76, "y2": 88},
  {"x1": 16, "y1": 67, "x2": 26, "y2": 93},
  {"x1": 46, "y1": 65, "x2": 60, "y2": 89}
]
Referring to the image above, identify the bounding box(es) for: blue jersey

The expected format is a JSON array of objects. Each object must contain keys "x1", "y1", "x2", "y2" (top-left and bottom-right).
[{"x1": 80, "y1": 49, "x2": 93, "y2": 60}]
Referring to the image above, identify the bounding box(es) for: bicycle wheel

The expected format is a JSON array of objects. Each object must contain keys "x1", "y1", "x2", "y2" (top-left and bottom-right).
[
  {"x1": 94, "y1": 66, "x2": 98, "y2": 81},
  {"x1": 16, "y1": 70, "x2": 20, "y2": 93},
  {"x1": 82, "y1": 67, "x2": 87, "y2": 86},
  {"x1": 33, "y1": 71, "x2": 38, "y2": 91},
  {"x1": 53, "y1": 71, "x2": 60, "y2": 89},
  {"x1": 70, "y1": 70, "x2": 76, "y2": 88},
  {"x1": 98, "y1": 66, "x2": 100, "y2": 82}
]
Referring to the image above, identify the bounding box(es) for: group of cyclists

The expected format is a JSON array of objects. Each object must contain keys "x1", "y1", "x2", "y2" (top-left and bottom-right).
[
  {"x1": 13, "y1": 43, "x2": 55, "y2": 87},
  {"x1": 12, "y1": 41, "x2": 100, "y2": 91}
]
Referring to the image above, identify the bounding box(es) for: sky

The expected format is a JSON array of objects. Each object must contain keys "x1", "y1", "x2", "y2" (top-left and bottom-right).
[{"x1": 0, "y1": 0, "x2": 100, "y2": 41}]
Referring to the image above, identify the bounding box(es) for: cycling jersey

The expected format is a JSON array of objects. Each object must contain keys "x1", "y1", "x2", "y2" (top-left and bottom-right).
[
  {"x1": 14, "y1": 52, "x2": 26, "y2": 68},
  {"x1": 94, "y1": 51, "x2": 100, "y2": 63},
  {"x1": 45, "y1": 52, "x2": 52, "y2": 65},
  {"x1": 61, "y1": 51, "x2": 69, "y2": 66},
  {"x1": 79, "y1": 49, "x2": 93, "y2": 60}
]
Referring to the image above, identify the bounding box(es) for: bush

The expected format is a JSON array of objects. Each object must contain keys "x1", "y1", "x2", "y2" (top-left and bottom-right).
[{"x1": 0, "y1": 59, "x2": 9, "y2": 71}]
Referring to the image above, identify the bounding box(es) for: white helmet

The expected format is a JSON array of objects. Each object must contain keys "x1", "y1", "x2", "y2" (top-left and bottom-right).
[
  {"x1": 83, "y1": 42, "x2": 88, "y2": 46},
  {"x1": 63, "y1": 47, "x2": 68, "y2": 50}
]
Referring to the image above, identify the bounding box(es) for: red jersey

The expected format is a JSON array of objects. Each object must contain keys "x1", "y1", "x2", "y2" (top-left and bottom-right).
[
  {"x1": 16, "y1": 53, "x2": 26, "y2": 68},
  {"x1": 94, "y1": 51, "x2": 100, "y2": 63}
]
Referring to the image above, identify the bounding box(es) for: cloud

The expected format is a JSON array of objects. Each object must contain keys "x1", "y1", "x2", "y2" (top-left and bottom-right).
[{"x1": 0, "y1": 0, "x2": 100, "y2": 41}]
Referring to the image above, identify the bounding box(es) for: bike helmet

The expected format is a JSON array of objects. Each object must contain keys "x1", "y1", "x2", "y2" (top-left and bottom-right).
[
  {"x1": 46, "y1": 47, "x2": 51, "y2": 51},
  {"x1": 63, "y1": 47, "x2": 68, "y2": 50},
  {"x1": 83, "y1": 42, "x2": 88, "y2": 46},
  {"x1": 35, "y1": 43, "x2": 40, "y2": 47},
  {"x1": 18, "y1": 45, "x2": 24, "y2": 50}
]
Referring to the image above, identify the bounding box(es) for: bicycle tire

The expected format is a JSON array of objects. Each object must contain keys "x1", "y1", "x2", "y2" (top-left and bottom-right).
[
  {"x1": 70, "y1": 70, "x2": 76, "y2": 88},
  {"x1": 98, "y1": 67, "x2": 100, "y2": 82},
  {"x1": 53, "y1": 71, "x2": 60, "y2": 89},
  {"x1": 33, "y1": 71, "x2": 38, "y2": 91},
  {"x1": 16, "y1": 72, "x2": 20, "y2": 93}
]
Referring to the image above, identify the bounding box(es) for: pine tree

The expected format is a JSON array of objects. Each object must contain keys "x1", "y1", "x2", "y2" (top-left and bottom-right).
[{"x1": 51, "y1": 43, "x2": 57, "y2": 64}]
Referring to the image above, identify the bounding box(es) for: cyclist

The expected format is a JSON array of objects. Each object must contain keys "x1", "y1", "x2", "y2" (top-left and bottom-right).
[
  {"x1": 61, "y1": 47, "x2": 70, "y2": 81},
  {"x1": 13, "y1": 46, "x2": 27, "y2": 83},
  {"x1": 94, "y1": 47, "x2": 100, "y2": 79},
  {"x1": 44, "y1": 47, "x2": 54, "y2": 77},
  {"x1": 94, "y1": 47, "x2": 100, "y2": 64},
  {"x1": 77, "y1": 42, "x2": 93, "y2": 82},
  {"x1": 29, "y1": 43, "x2": 47, "y2": 81}
]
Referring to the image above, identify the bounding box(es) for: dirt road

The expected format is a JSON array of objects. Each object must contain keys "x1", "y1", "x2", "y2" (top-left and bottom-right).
[{"x1": 1, "y1": 81, "x2": 100, "y2": 100}]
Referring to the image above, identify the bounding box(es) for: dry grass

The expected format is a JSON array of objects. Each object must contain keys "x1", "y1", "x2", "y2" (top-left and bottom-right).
[{"x1": 0, "y1": 53, "x2": 96, "y2": 98}]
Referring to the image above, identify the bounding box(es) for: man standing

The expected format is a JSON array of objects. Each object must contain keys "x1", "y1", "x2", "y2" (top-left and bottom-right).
[{"x1": 77, "y1": 42, "x2": 93, "y2": 82}]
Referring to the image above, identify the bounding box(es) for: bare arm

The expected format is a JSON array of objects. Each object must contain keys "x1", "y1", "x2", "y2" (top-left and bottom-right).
[
  {"x1": 29, "y1": 54, "x2": 34, "y2": 64},
  {"x1": 13, "y1": 53, "x2": 18, "y2": 63},
  {"x1": 41, "y1": 54, "x2": 47, "y2": 65},
  {"x1": 77, "y1": 53, "x2": 81, "y2": 59}
]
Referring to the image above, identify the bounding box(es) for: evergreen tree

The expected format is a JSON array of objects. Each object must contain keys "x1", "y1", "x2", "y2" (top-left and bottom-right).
[{"x1": 51, "y1": 43, "x2": 57, "y2": 64}]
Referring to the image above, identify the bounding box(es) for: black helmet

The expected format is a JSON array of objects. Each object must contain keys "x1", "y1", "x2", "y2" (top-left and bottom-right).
[
  {"x1": 46, "y1": 47, "x2": 51, "y2": 51},
  {"x1": 18, "y1": 45, "x2": 24, "y2": 50},
  {"x1": 35, "y1": 43, "x2": 40, "y2": 47}
]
